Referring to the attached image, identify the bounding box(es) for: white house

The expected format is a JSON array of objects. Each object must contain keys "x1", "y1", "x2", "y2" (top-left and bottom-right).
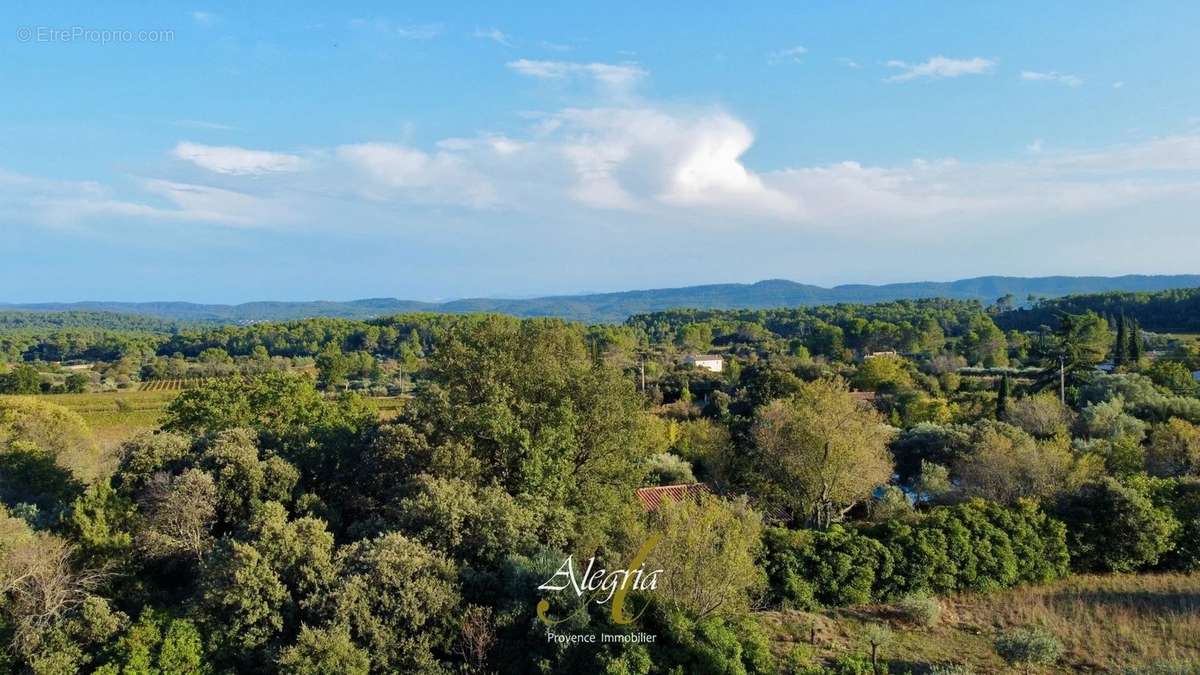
[{"x1": 683, "y1": 354, "x2": 723, "y2": 373}]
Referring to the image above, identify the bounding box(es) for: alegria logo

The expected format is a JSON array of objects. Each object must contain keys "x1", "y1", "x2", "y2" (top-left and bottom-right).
[{"x1": 536, "y1": 534, "x2": 663, "y2": 626}]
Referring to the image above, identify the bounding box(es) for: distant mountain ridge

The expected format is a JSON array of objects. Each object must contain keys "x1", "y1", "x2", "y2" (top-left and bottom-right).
[{"x1": 4, "y1": 275, "x2": 1199, "y2": 325}]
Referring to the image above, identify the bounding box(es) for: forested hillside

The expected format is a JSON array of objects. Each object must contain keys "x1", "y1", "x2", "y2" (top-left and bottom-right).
[
  {"x1": 6, "y1": 274, "x2": 1198, "y2": 324},
  {"x1": 3, "y1": 295, "x2": 1200, "y2": 672},
  {"x1": 995, "y1": 287, "x2": 1200, "y2": 333}
]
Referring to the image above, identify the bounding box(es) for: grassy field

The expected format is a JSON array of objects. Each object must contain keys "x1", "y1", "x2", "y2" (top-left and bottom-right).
[
  {"x1": 30, "y1": 389, "x2": 179, "y2": 449},
  {"x1": 761, "y1": 572, "x2": 1200, "y2": 673},
  {"x1": 12, "y1": 389, "x2": 409, "y2": 447}
]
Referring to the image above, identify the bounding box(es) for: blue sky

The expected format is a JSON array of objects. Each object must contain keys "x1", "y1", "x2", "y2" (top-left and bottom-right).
[{"x1": 3, "y1": 1, "x2": 1199, "y2": 302}]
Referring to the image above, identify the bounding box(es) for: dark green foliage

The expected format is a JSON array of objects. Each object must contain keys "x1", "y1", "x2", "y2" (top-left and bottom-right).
[
  {"x1": 1053, "y1": 478, "x2": 1178, "y2": 572},
  {"x1": 762, "y1": 526, "x2": 892, "y2": 608},
  {"x1": 888, "y1": 423, "x2": 972, "y2": 484},
  {"x1": 762, "y1": 501, "x2": 1068, "y2": 607},
  {"x1": 995, "y1": 286, "x2": 1200, "y2": 334},
  {"x1": 635, "y1": 604, "x2": 775, "y2": 675}
]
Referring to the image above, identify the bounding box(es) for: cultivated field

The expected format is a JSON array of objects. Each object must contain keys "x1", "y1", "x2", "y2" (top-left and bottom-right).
[
  {"x1": 138, "y1": 377, "x2": 209, "y2": 391},
  {"x1": 34, "y1": 389, "x2": 180, "y2": 450}
]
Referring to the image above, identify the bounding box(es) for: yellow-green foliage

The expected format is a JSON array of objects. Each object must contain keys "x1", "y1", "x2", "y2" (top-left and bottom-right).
[{"x1": 0, "y1": 395, "x2": 102, "y2": 485}]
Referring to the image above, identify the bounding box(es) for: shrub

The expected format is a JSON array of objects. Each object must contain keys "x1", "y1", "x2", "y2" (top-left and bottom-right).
[
  {"x1": 763, "y1": 501, "x2": 1068, "y2": 608},
  {"x1": 994, "y1": 626, "x2": 1061, "y2": 673},
  {"x1": 869, "y1": 499, "x2": 1067, "y2": 598},
  {"x1": 893, "y1": 592, "x2": 941, "y2": 627},
  {"x1": 1053, "y1": 477, "x2": 1178, "y2": 572},
  {"x1": 762, "y1": 526, "x2": 892, "y2": 608},
  {"x1": 644, "y1": 452, "x2": 697, "y2": 486}
]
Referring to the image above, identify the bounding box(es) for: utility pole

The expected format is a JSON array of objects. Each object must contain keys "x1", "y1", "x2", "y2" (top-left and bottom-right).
[{"x1": 639, "y1": 355, "x2": 646, "y2": 394}]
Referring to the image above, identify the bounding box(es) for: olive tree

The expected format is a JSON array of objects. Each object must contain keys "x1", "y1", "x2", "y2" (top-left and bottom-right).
[{"x1": 752, "y1": 378, "x2": 894, "y2": 527}]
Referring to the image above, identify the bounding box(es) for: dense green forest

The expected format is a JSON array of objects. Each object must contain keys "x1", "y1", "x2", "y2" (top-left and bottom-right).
[
  {"x1": 6, "y1": 274, "x2": 1198, "y2": 324},
  {"x1": 0, "y1": 313, "x2": 189, "y2": 334},
  {"x1": 994, "y1": 287, "x2": 1200, "y2": 333},
  {"x1": 4, "y1": 290, "x2": 1200, "y2": 672}
]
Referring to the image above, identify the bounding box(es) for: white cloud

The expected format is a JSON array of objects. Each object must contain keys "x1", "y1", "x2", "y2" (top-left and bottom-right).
[
  {"x1": 191, "y1": 11, "x2": 215, "y2": 26},
  {"x1": 768, "y1": 46, "x2": 807, "y2": 64},
  {"x1": 837, "y1": 57, "x2": 861, "y2": 69},
  {"x1": 349, "y1": 18, "x2": 441, "y2": 40},
  {"x1": 886, "y1": 56, "x2": 995, "y2": 82},
  {"x1": 507, "y1": 59, "x2": 647, "y2": 91},
  {"x1": 1113, "y1": 81, "x2": 1125, "y2": 89},
  {"x1": 10, "y1": 61, "x2": 1200, "y2": 244},
  {"x1": 336, "y1": 142, "x2": 498, "y2": 207},
  {"x1": 173, "y1": 142, "x2": 309, "y2": 176},
  {"x1": 473, "y1": 27, "x2": 512, "y2": 46},
  {"x1": 549, "y1": 107, "x2": 795, "y2": 213},
  {"x1": 141, "y1": 179, "x2": 283, "y2": 226},
  {"x1": 1021, "y1": 70, "x2": 1083, "y2": 87}
]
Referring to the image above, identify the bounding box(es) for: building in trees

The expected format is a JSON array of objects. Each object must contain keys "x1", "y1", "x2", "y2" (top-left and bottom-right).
[{"x1": 682, "y1": 354, "x2": 724, "y2": 373}]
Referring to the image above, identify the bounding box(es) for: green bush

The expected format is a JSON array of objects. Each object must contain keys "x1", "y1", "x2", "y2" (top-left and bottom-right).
[
  {"x1": 994, "y1": 626, "x2": 1061, "y2": 672},
  {"x1": 869, "y1": 499, "x2": 1067, "y2": 599},
  {"x1": 762, "y1": 526, "x2": 892, "y2": 608},
  {"x1": 1143, "y1": 477, "x2": 1200, "y2": 571},
  {"x1": 893, "y1": 592, "x2": 941, "y2": 627},
  {"x1": 763, "y1": 501, "x2": 1068, "y2": 608},
  {"x1": 1053, "y1": 477, "x2": 1178, "y2": 572}
]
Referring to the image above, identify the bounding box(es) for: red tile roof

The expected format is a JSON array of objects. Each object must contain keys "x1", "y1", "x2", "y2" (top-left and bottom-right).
[{"x1": 635, "y1": 483, "x2": 712, "y2": 511}]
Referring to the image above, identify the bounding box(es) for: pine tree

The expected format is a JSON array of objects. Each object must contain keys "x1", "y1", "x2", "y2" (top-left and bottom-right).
[
  {"x1": 1114, "y1": 314, "x2": 1127, "y2": 367},
  {"x1": 996, "y1": 373, "x2": 1010, "y2": 419},
  {"x1": 1129, "y1": 320, "x2": 1143, "y2": 363}
]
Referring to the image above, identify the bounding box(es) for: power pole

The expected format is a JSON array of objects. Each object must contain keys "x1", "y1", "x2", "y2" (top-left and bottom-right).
[{"x1": 639, "y1": 356, "x2": 646, "y2": 394}]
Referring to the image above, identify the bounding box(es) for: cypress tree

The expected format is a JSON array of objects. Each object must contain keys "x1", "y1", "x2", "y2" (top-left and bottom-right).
[
  {"x1": 1114, "y1": 314, "x2": 1127, "y2": 366},
  {"x1": 996, "y1": 373, "x2": 1010, "y2": 419},
  {"x1": 1129, "y1": 320, "x2": 1143, "y2": 363}
]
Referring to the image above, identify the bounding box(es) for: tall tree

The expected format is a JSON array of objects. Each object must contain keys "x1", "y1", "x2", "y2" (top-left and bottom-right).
[
  {"x1": 1034, "y1": 311, "x2": 1113, "y2": 395},
  {"x1": 1113, "y1": 313, "x2": 1127, "y2": 367},
  {"x1": 1129, "y1": 319, "x2": 1144, "y2": 363},
  {"x1": 751, "y1": 378, "x2": 894, "y2": 528}
]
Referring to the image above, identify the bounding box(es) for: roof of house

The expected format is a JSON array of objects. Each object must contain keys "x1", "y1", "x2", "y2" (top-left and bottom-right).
[
  {"x1": 635, "y1": 483, "x2": 712, "y2": 511},
  {"x1": 683, "y1": 354, "x2": 723, "y2": 361}
]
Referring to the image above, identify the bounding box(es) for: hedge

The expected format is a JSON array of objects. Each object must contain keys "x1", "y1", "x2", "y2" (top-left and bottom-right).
[{"x1": 763, "y1": 499, "x2": 1068, "y2": 608}]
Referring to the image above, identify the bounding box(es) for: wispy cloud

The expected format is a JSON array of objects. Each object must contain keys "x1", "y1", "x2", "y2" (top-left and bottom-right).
[
  {"x1": 173, "y1": 142, "x2": 309, "y2": 176},
  {"x1": 191, "y1": 11, "x2": 215, "y2": 26},
  {"x1": 768, "y1": 46, "x2": 807, "y2": 64},
  {"x1": 473, "y1": 27, "x2": 512, "y2": 46},
  {"x1": 837, "y1": 57, "x2": 861, "y2": 69},
  {"x1": 1113, "y1": 81, "x2": 1126, "y2": 89},
  {"x1": 1021, "y1": 70, "x2": 1083, "y2": 87},
  {"x1": 507, "y1": 59, "x2": 646, "y2": 91},
  {"x1": 886, "y1": 56, "x2": 995, "y2": 82},
  {"x1": 349, "y1": 18, "x2": 441, "y2": 40}
]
